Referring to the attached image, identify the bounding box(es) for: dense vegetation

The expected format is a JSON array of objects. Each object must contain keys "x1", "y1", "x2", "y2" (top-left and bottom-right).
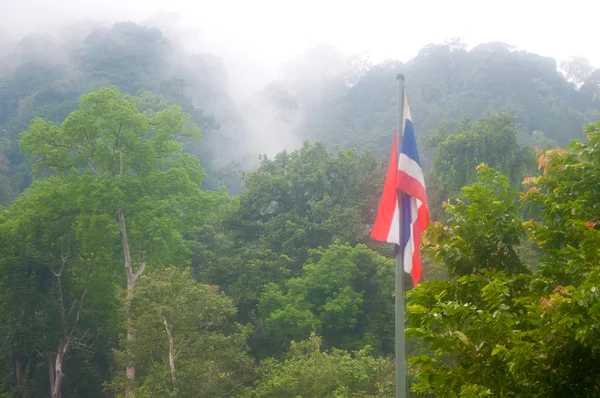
[{"x1": 1, "y1": 20, "x2": 600, "y2": 397}]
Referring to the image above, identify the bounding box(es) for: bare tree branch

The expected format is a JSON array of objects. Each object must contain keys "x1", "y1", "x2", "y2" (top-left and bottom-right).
[
  {"x1": 68, "y1": 290, "x2": 87, "y2": 341},
  {"x1": 134, "y1": 262, "x2": 146, "y2": 281}
]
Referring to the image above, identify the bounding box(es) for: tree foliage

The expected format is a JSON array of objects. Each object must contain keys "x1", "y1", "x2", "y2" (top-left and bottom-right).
[
  {"x1": 227, "y1": 142, "x2": 381, "y2": 269},
  {"x1": 13, "y1": 86, "x2": 223, "y2": 395},
  {"x1": 0, "y1": 178, "x2": 118, "y2": 397},
  {"x1": 258, "y1": 242, "x2": 394, "y2": 356},
  {"x1": 426, "y1": 113, "x2": 536, "y2": 212},
  {"x1": 428, "y1": 164, "x2": 528, "y2": 276},
  {"x1": 251, "y1": 334, "x2": 388, "y2": 398},
  {"x1": 195, "y1": 141, "x2": 385, "y2": 329},
  {"x1": 112, "y1": 267, "x2": 253, "y2": 397},
  {"x1": 407, "y1": 123, "x2": 600, "y2": 397}
]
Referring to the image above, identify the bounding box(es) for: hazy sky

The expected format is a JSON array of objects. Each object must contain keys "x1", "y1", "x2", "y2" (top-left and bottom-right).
[{"x1": 2, "y1": 0, "x2": 598, "y2": 77}]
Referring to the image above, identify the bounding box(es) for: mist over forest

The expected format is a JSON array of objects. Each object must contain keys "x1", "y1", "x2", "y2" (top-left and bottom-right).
[
  {"x1": 2, "y1": 13, "x2": 598, "y2": 203},
  {"x1": 2, "y1": 11, "x2": 600, "y2": 398}
]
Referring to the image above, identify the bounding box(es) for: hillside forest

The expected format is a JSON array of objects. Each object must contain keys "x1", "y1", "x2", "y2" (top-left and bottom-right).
[{"x1": 2, "y1": 20, "x2": 600, "y2": 397}]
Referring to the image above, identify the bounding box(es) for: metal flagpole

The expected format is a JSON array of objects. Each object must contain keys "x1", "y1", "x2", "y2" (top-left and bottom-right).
[{"x1": 395, "y1": 73, "x2": 406, "y2": 398}]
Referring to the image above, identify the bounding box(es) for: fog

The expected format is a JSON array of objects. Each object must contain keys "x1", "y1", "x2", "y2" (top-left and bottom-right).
[
  {"x1": 1, "y1": 0, "x2": 598, "y2": 166},
  {"x1": 3, "y1": 0, "x2": 599, "y2": 66}
]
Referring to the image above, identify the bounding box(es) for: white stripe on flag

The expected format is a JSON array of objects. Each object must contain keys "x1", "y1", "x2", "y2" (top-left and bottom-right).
[
  {"x1": 403, "y1": 197, "x2": 419, "y2": 273},
  {"x1": 387, "y1": 200, "x2": 400, "y2": 244},
  {"x1": 398, "y1": 153, "x2": 425, "y2": 187},
  {"x1": 402, "y1": 93, "x2": 412, "y2": 133}
]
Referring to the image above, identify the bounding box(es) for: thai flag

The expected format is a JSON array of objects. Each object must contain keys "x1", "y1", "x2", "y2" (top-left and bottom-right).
[{"x1": 370, "y1": 93, "x2": 429, "y2": 286}]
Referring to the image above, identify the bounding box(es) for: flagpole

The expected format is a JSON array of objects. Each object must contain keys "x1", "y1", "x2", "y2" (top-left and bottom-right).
[{"x1": 395, "y1": 73, "x2": 406, "y2": 398}]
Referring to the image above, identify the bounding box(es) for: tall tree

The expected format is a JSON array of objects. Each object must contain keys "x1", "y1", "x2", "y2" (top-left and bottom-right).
[
  {"x1": 117, "y1": 267, "x2": 253, "y2": 397},
  {"x1": 20, "y1": 86, "x2": 223, "y2": 395},
  {"x1": 0, "y1": 179, "x2": 118, "y2": 397},
  {"x1": 426, "y1": 113, "x2": 536, "y2": 218},
  {"x1": 224, "y1": 141, "x2": 381, "y2": 272}
]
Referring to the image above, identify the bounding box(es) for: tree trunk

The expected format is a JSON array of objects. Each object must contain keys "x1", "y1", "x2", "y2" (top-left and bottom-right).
[
  {"x1": 47, "y1": 353, "x2": 55, "y2": 397},
  {"x1": 15, "y1": 355, "x2": 28, "y2": 398},
  {"x1": 51, "y1": 340, "x2": 69, "y2": 398},
  {"x1": 47, "y1": 237, "x2": 87, "y2": 398},
  {"x1": 50, "y1": 254, "x2": 70, "y2": 398},
  {"x1": 125, "y1": 324, "x2": 135, "y2": 387},
  {"x1": 15, "y1": 358, "x2": 23, "y2": 394},
  {"x1": 119, "y1": 208, "x2": 144, "y2": 398},
  {"x1": 163, "y1": 318, "x2": 177, "y2": 391},
  {"x1": 16, "y1": 300, "x2": 26, "y2": 397}
]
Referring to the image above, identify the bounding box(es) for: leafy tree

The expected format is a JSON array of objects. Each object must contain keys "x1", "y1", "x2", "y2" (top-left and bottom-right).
[
  {"x1": 407, "y1": 122, "x2": 600, "y2": 397},
  {"x1": 0, "y1": 22, "x2": 230, "y2": 205},
  {"x1": 523, "y1": 123, "x2": 600, "y2": 286},
  {"x1": 78, "y1": 22, "x2": 171, "y2": 94},
  {"x1": 197, "y1": 141, "x2": 385, "y2": 330},
  {"x1": 225, "y1": 141, "x2": 381, "y2": 272},
  {"x1": 112, "y1": 267, "x2": 253, "y2": 397},
  {"x1": 19, "y1": 86, "x2": 223, "y2": 394},
  {"x1": 407, "y1": 270, "x2": 537, "y2": 397},
  {"x1": 427, "y1": 113, "x2": 536, "y2": 210},
  {"x1": 258, "y1": 242, "x2": 394, "y2": 356},
  {"x1": 427, "y1": 164, "x2": 528, "y2": 276},
  {"x1": 251, "y1": 333, "x2": 387, "y2": 398},
  {"x1": 0, "y1": 179, "x2": 118, "y2": 397}
]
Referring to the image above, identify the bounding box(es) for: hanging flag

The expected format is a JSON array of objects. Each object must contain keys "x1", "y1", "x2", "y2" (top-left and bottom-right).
[{"x1": 371, "y1": 94, "x2": 429, "y2": 285}]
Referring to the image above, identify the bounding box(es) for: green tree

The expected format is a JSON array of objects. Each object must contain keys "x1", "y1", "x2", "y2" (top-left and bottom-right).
[
  {"x1": 78, "y1": 22, "x2": 171, "y2": 94},
  {"x1": 427, "y1": 113, "x2": 536, "y2": 212},
  {"x1": 523, "y1": 127, "x2": 600, "y2": 286},
  {"x1": 407, "y1": 270, "x2": 539, "y2": 397},
  {"x1": 199, "y1": 142, "x2": 384, "y2": 325},
  {"x1": 19, "y1": 86, "x2": 223, "y2": 394},
  {"x1": 258, "y1": 242, "x2": 394, "y2": 356},
  {"x1": 224, "y1": 141, "x2": 381, "y2": 272},
  {"x1": 427, "y1": 164, "x2": 528, "y2": 276},
  {"x1": 113, "y1": 267, "x2": 253, "y2": 397},
  {"x1": 407, "y1": 122, "x2": 600, "y2": 396},
  {"x1": 251, "y1": 333, "x2": 386, "y2": 398},
  {"x1": 0, "y1": 179, "x2": 118, "y2": 397}
]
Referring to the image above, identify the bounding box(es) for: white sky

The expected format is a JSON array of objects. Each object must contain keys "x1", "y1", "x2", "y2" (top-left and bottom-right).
[{"x1": 2, "y1": 0, "x2": 598, "y2": 77}]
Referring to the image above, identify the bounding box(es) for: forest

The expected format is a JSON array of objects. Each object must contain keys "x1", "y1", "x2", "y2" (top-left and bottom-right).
[{"x1": 1, "y1": 20, "x2": 600, "y2": 397}]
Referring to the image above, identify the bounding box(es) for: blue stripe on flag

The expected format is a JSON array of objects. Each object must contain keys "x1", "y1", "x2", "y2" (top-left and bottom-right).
[
  {"x1": 402, "y1": 119, "x2": 421, "y2": 166},
  {"x1": 393, "y1": 194, "x2": 413, "y2": 259},
  {"x1": 401, "y1": 193, "x2": 412, "y2": 253}
]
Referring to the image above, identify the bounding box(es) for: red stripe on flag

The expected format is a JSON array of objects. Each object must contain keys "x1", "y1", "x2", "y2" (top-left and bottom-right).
[
  {"x1": 371, "y1": 135, "x2": 398, "y2": 242},
  {"x1": 409, "y1": 204, "x2": 429, "y2": 285},
  {"x1": 397, "y1": 170, "x2": 427, "y2": 204}
]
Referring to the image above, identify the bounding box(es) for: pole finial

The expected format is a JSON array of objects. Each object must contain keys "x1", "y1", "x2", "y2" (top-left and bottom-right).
[{"x1": 397, "y1": 73, "x2": 405, "y2": 80}]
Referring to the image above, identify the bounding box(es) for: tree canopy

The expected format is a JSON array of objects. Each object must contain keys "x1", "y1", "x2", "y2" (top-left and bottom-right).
[{"x1": 407, "y1": 123, "x2": 600, "y2": 397}]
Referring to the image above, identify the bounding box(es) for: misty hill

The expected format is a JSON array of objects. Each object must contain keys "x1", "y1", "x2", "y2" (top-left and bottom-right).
[
  {"x1": 267, "y1": 41, "x2": 600, "y2": 160},
  {"x1": 1, "y1": 23, "x2": 600, "y2": 206}
]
